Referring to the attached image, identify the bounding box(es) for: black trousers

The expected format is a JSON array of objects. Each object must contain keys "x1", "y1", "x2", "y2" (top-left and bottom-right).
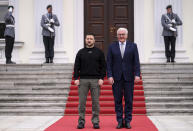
[
  {"x1": 164, "y1": 36, "x2": 176, "y2": 60},
  {"x1": 43, "y1": 36, "x2": 55, "y2": 59},
  {"x1": 5, "y1": 36, "x2": 15, "y2": 60},
  {"x1": 112, "y1": 75, "x2": 134, "y2": 123}
]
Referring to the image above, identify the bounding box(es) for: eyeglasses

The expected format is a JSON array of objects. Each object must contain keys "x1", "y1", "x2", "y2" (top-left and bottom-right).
[{"x1": 118, "y1": 34, "x2": 126, "y2": 36}]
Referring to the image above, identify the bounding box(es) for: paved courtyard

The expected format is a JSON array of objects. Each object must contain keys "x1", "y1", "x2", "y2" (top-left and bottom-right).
[{"x1": 0, "y1": 116, "x2": 193, "y2": 131}]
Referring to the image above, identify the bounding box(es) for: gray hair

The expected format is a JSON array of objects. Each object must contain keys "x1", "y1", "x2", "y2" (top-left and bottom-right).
[{"x1": 117, "y1": 27, "x2": 128, "y2": 35}]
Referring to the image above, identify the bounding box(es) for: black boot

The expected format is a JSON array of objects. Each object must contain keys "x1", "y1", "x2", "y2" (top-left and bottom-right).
[
  {"x1": 6, "y1": 58, "x2": 16, "y2": 64},
  {"x1": 93, "y1": 123, "x2": 100, "y2": 129},
  {"x1": 77, "y1": 122, "x2": 84, "y2": 129},
  {"x1": 166, "y1": 58, "x2": 170, "y2": 63},
  {"x1": 44, "y1": 58, "x2": 49, "y2": 64}
]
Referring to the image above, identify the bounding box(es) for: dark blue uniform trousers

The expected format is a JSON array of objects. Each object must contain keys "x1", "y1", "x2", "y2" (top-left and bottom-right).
[{"x1": 112, "y1": 75, "x2": 134, "y2": 124}]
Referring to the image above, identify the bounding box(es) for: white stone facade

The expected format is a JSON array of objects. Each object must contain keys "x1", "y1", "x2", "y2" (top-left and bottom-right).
[{"x1": 0, "y1": 0, "x2": 192, "y2": 63}]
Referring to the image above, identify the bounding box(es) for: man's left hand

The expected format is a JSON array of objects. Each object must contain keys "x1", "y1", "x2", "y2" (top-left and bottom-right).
[
  {"x1": 135, "y1": 76, "x2": 140, "y2": 81},
  {"x1": 98, "y1": 79, "x2": 104, "y2": 86}
]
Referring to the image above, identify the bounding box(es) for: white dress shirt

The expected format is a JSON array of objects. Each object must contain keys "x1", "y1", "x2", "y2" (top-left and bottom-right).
[{"x1": 119, "y1": 41, "x2": 126, "y2": 58}]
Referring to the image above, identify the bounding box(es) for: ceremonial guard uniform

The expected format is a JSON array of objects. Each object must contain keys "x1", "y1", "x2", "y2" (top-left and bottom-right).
[
  {"x1": 161, "y1": 5, "x2": 182, "y2": 62},
  {"x1": 4, "y1": 6, "x2": 16, "y2": 64},
  {"x1": 41, "y1": 5, "x2": 60, "y2": 63}
]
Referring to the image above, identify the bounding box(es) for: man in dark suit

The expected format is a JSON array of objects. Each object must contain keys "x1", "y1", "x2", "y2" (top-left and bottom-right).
[{"x1": 107, "y1": 28, "x2": 140, "y2": 129}]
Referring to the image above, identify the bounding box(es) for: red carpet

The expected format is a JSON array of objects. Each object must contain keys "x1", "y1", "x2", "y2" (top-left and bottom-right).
[
  {"x1": 45, "y1": 115, "x2": 158, "y2": 131},
  {"x1": 65, "y1": 76, "x2": 146, "y2": 115},
  {"x1": 45, "y1": 76, "x2": 158, "y2": 130}
]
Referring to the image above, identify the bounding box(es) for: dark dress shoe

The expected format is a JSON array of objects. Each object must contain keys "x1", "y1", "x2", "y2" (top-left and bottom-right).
[
  {"x1": 77, "y1": 122, "x2": 84, "y2": 129},
  {"x1": 166, "y1": 58, "x2": 170, "y2": 63},
  {"x1": 125, "y1": 123, "x2": 131, "y2": 129},
  {"x1": 116, "y1": 122, "x2": 124, "y2": 129},
  {"x1": 44, "y1": 61, "x2": 49, "y2": 64},
  {"x1": 50, "y1": 59, "x2": 54, "y2": 63},
  {"x1": 171, "y1": 59, "x2": 175, "y2": 63},
  {"x1": 93, "y1": 123, "x2": 100, "y2": 129},
  {"x1": 44, "y1": 58, "x2": 49, "y2": 64}
]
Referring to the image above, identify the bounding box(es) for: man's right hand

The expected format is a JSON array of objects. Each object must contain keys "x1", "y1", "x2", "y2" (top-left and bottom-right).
[
  {"x1": 108, "y1": 77, "x2": 114, "y2": 85},
  {"x1": 74, "y1": 80, "x2": 80, "y2": 86}
]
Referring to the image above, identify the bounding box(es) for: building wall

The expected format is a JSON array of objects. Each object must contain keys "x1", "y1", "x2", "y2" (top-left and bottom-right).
[
  {"x1": 18, "y1": 0, "x2": 34, "y2": 63},
  {"x1": 183, "y1": 0, "x2": 193, "y2": 62},
  {"x1": 17, "y1": 0, "x2": 75, "y2": 63},
  {"x1": 16, "y1": 0, "x2": 193, "y2": 63},
  {"x1": 143, "y1": 0, "x2": 154, "y2": 62},
  {"x1": 62, "y1": 0, "x2": 74, "y2": 63}
]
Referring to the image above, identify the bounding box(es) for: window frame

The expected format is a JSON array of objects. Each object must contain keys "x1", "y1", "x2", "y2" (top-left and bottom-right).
[{"x1": 0, "y1": 0, "x2": 8, "y2": 40}]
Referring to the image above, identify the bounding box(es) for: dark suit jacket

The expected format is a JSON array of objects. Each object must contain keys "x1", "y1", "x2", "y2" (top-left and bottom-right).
[{"x1": 107, "y1": 41, "x2": 140, "y2": 81}]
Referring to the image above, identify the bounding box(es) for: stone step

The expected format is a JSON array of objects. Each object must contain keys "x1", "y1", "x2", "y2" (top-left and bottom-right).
[
  {"x1": 0, "y1": 97, "x2": 67, "y2": 103},
  {"x1": 0, "y1": 109, "x2": 65, "y2": 116},
  {"x1": 142, "y1": 63, "x2": 193, "y2": 115},
  {"x1": 0, "y1": 89, "x2": 70, "y2": 92},
  {"x1": 146, "y1": 109, "x2": 193, "y2": 115},
  {"x1": 0, "y1": 80, "x2": 71, "y2": 85},
  {"x1": 141, "y1": 70, "x2": 193, "y2": 73},
  {"x1": 0, "y1": 75, "x2": 72, "y2": 79},
  {"x1": 0, "y1": 64, "x2": 73, "y2": 115},
  {"x1": 0, "y1": 79, "x2": 72, "y2": 84},
  {"x1": 0, "y1": 90, "x2": 69, "y2": 94},
  {"x1": 142, "y1": 75, "x2": 193, "y2": 79},
  {"x1": 145, "y1": 97, "x2": 193, "y2": 102},
  {"x1": 141, "y1": 67, "x2": 193, "y2": 70},
  {"x1": 0, "y1": 85, "x2": 70, "y2": 90},
  {"x1": 0, "y1": 63, "x2": 73, "y2": 66},
  {"x1": 0, "y1": 70, "x2": 73, "y2": 74},
  {"x1": 0, "y1": 64, "x2": 73, "y2": 68},
  {"x1": 0, "y1": 67, "x2": 73, "y2": 71},
  {"x1": 143, "y1": 79, "x2": 193, "y2": 82},
  {"x1": 146, "y1": 103, "x2": 193, "y2": 109},
  {"x1": 0, "y1": 95, "x2": 68, "y2": 97},
  {"x1": 144, "y1": 91, "x2": 193, "y2": 96},
  {"x1": 143, "y1": 81, "x2": 193, "y2": 86},
  {"x1": 0, "y1": 103, "x2": 66, "y2": 109},
  {"x1": 141, "y1": 63, "x2": 193, "y2": 67},
  {"x1": 0, "y1": 84, "x2": 71, "y2": 89},
  {"x1": 144, "y1": 86, "x2": 193, "y2": 91}
]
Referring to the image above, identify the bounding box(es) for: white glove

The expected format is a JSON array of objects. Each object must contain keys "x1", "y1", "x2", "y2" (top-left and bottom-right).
[
  {"x1": 46, "y1": 23, "x2": 51, "y2": 27},
  {"x1": 168, "y1": 24, "x2": 172, "y2": 27},
  {"x1": 48, "y1": 27, "x2": 54, "y2": 33},
  {"x1": 169, "y1": 27, "x2": 176, "y2": 32},
  {"x1": 8, "y1": 7, "x2": 13, "y2": 12},
  {"x1": 50, "y1": 19, "x2": 55, "y2": 24},
  {"x1": 171, "y1": 19, "x2": 176, "y2": 24}
]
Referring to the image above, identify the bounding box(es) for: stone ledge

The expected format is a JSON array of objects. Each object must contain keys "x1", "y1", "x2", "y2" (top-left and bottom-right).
[{"x1": 0, "y1": 39, "x2": 24, "y2": 48}]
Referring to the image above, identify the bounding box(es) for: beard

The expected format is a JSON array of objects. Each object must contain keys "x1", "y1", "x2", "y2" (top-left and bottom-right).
[{"x1": 86, "y1": 43, "x2": 94, "y2": 48}]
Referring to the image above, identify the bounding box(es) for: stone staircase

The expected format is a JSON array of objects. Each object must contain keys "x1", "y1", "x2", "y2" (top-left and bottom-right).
[
  {"x1": 141, "y1": 63, "x2": 193, "y2": 115},
  {"x1": 0, "y1": 64, "x2": 73, "y2": 116},
  {"x1": 1, "y1": 63, "x2": 193, "y2": 116}
]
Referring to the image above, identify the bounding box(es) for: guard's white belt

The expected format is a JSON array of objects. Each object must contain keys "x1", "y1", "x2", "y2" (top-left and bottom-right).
[{"x1": 6, "y1": 25, "x2": 15, "y2": 28}]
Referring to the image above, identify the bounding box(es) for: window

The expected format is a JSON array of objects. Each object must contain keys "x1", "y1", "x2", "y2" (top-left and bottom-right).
[{"x1": 0, "y1": 1, "x2": 8, "y2": 39}]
